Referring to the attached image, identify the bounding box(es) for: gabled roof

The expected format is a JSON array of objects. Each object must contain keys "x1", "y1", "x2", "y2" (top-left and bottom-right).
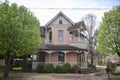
[
  {"x1": 44, "y1": 11, "x2": 74, "y2": 27},
  {"x1": 68, "y1": 21, "x2": 86, "y2": 31}
]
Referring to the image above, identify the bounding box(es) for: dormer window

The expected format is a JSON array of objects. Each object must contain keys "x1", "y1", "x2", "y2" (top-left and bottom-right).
[{"x1": 59, "y1": 19, "x2": 63, "y2": 24}]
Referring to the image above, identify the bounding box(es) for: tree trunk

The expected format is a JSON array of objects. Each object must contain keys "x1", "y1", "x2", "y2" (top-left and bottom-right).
[
  {"x1": 22, "y1": 55, "x2": 28, "y2": 72},
  {"x1": 3, "y1": 54, "x2": 10, "y2": 78},
  {"x1": 117, "y1": 52, "x2": 120, "y2": 57},
  {"x1": 90, "y1": 50, "x2": 94, "y2": 64},
  {"x1": 10, "y1": 58, "x2": 14, "y2": 70}
]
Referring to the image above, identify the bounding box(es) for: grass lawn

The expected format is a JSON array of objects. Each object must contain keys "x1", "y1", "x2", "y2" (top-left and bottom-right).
[
  {"x1": 0, "y1": 67, "x2": 25, "y2": 80},
  {"x1": 97, "y1": 68, "x2": 106, "y2": 74},
  {"x1": 97, "y1": 67, "x2": 120, "y2": 75},
  {"x1": 112, "y1": 70, "x2": 120, "y2": 75},
  {"x1": 0, "y1": 67, "x2": 120, "y2": 80}
]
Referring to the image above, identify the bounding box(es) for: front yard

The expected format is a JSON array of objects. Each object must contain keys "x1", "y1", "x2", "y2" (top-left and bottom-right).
[{"x1": 0, "y1": 67, "x2": 120, "y2": 80}]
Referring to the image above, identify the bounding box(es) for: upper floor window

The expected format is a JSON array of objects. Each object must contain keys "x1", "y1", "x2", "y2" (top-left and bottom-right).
[
  {"x1": 49, "y1": 31, "x2": 52, "y2": 42},
  {"x1": 59, "y1": 19, "x2": 63, "y2": 24},
  {"x1": 58, "y1": 30, "x2": 64, "y2": 42},
  {"x1": 69, "y1": 32, "x2": 73, "y2": 42}
]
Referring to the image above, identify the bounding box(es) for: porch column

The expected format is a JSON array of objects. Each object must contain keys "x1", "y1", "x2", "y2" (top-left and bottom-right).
[
  {"x1": 65, "y1": 53, "x2": 67, "y2": 63},
  {"x1": 77, "y1": 52, "x2": 81, "y2": 68},
  {"x1": 64, "y1": 51, "x2": 69, "y2": 63},
  {"x1": 78, "y1": 29, "x2": 81, "y2": 42},
  {"x1": 48, "y1": 53, "x2": 51, "y2": 63},
  {"x1": 80, "y1": 52, "x2": 85, "y2": 68},
  {"x1": 85, "y1": 52, "x2": 88, "y2": 68}
]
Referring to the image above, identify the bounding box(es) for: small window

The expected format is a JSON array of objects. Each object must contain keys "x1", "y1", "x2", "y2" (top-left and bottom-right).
[{"x1": 59, "y1": 19, "x2": 62, "y2": 24}]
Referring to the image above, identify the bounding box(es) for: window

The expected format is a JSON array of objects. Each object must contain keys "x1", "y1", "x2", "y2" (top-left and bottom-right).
[
  {"x1": 58, "y1": 30, "x2": 64, "y2": 42},
  {"x1": 58, "y1": 52, "x2": 64, "y2": 63},
  {"x1": 59, "y1": 19, "x2": 63, "y2": 24},
  {"x1": 69, "y1": 32, "x2": 73, "y2": 42},
  {"x1": 49, "y1": 31, "x2": 52, "y2": 42}
]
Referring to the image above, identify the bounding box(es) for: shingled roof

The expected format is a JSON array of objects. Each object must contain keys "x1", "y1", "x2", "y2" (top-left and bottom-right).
[
  {"x1": 68, "y1": 21, "x2": 86, "y2": 31},
  {"x1": 39, "y1": 44, "x2": 87, "y2": 51}
]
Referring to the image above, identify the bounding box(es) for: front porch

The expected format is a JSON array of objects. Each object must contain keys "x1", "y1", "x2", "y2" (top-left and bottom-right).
[{"x1": 32, "y1": 45, "x2": 88, "y2": 69}]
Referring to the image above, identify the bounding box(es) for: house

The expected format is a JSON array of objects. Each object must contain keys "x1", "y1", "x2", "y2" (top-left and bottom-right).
[{"x1": 32, "y1": 11, "x2": 88, "y2": 69}]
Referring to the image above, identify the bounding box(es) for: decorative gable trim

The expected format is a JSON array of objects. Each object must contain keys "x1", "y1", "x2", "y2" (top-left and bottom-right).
[{"x1": 44, "y1": 11, "x2": 74, "y2": 27}]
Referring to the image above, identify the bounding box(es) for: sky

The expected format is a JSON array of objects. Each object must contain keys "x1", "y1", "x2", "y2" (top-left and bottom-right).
[{"x1": 1, "y1": 0, "x2": 120, "y2": 26}]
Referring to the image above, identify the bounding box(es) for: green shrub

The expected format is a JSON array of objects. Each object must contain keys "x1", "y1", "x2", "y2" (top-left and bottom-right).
[
  {"x1": 36, "y1": 63, "x2": 44, "y2": 73},
  {"x1": 44, "y1": 63, "x2": 55, "y2": 73},
  {"x1": 71, "y1": 65, "x2": 79, "y2": 73},
  {"x1": 97, "y1": 68, "x2": 106, "y2": 73},
  {"x1": 112, "y1": 70, "x2": 120, "y2": 75},
  {"x1": 62, "y1": 63, "x2": 71, "y2": 73},
  {"x1": 55, "y1": 65, "x2": 63, "y2": 73},
  {"x1": 87, "y1": 64, "x2": 96, "y2": 68}
]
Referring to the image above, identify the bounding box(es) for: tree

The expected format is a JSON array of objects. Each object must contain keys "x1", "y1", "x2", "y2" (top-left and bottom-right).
[
  {"x1": 97, "y1": 5, "x2": 120, "y2": 57},
  {"x1": 83, "y1": 14, "x2": 97, "y2": 64},
  {"x1": 0, "y1": 1, "x2": 40, "y2": 78}
]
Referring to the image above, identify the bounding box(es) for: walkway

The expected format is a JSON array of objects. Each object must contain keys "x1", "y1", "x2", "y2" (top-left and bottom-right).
[{"x1": 14, "y1": 73, "x2": 120, "y2": 80}]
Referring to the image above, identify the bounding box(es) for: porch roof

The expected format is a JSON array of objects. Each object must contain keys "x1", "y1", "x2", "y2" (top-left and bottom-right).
[{"x1": 39, "y1": 44, "x2": 87, "y2": 51}]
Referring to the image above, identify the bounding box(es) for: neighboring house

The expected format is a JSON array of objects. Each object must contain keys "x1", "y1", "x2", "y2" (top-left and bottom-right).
[{"x1": 32, "y1": 11, "x2": 88, "y2": 69}]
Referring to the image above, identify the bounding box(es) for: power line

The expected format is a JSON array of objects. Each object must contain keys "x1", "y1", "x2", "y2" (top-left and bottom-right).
[{"x1": 29, "y1": 7, "x2": 110, "y2": 10}]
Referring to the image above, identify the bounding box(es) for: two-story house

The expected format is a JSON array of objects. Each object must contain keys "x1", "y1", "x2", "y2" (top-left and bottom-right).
[{"x1": 32, "y1": 11, "x2": 88, "y2": 69}]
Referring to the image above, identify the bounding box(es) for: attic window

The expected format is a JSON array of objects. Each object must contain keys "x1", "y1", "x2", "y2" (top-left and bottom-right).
[{"x1": 59, "y1": 19, "x2": 63, "y2": 24}]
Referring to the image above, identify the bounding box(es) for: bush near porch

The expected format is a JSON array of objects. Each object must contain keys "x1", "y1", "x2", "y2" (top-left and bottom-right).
[
  {"x1": 62, "y1": 63, "x2": 71, "y2": 73},
  {"x1": 44, "y1": 63, "x2": 55, "y2": 73},
  {"x1": 36, "y1": 63, "x2": 97, "y2": 73},
  {"x1": 36, "y1": 63, "x2": 72, "y2": 73}
]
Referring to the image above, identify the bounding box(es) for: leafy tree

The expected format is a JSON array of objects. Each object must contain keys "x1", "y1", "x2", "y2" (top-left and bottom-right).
[
  {"x1": 0, "y1": 1, "x2": 40, "y2": 78},
  {"x1": 83, "y1": 14, "x2": 97, "y2": 64},
  {"x1": 97, "y1": 5, "x2": 120, "y2": 57}
]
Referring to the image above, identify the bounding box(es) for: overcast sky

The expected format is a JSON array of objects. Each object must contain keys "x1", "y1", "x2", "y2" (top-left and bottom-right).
[{"x1": 2, "y1": 0, "x2": 120, "y2": 26}]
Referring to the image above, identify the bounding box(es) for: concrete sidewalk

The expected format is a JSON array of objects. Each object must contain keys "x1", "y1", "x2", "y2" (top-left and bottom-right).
[{"x1": 14, "y1": 73, "x2": 120, "y2": 80}]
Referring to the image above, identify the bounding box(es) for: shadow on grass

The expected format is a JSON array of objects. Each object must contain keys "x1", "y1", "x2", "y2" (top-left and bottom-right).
[{"x1": 0, "y1": 77, "x2": 26, "y2": 80}]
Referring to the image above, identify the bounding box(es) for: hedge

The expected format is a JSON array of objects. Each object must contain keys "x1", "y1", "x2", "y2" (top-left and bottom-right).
[
  {"x1": 44, "y1": 63, "x2": 55, "y2": 73},
  {"x1": 62, "y1": 63, "x2": 71, "y2": 73}
]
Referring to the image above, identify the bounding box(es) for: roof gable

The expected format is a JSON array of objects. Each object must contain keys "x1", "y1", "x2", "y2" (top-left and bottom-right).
[{"x1": 44, "y1": 11, "x2": 74, "y2": 27}]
